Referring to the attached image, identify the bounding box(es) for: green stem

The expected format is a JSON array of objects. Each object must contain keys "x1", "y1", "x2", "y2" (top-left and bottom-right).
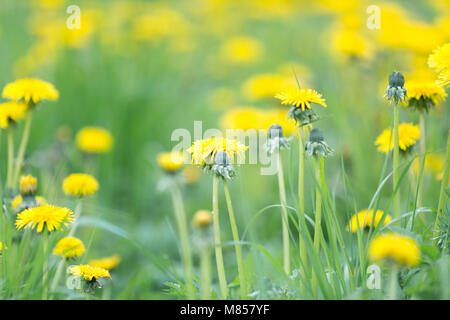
[
  {"x1": 6, "y1": 129, "x2": 14, "y2": 190},
  {"x1": 223, "y1": 180, "x2": 247, "y2": 299},
  {"x1": 68, "y1": 200, "x2": 83, "y2": 237},
  {"x1": 212, "y1": 176, "x2": 228, "y2": 299},
  {"x1": 50, "y1": 257, "x2": 66, "y2": 298},
  {"x1": 298, "y1": 128, "x2": 308, "y2": 286},
  {"x1": 276, "y1": 150, "x2": 290, "y2": 275},
  {"x1": 417, "y1": 112, "x2": 425, "y2": 207},
  {"x1": 170, "y1": 183, "x2": 194, "y2": 299},
  {"x1": 200, "y1": 246, "x2": 211, "y2": 300},
  {"x1": 312, "y1": 156, "x2": 323, "y2": 299},
  {"x1": 42, "y1": 230, "x2": 49, "y2": 300},
  {"x1": 12, "y1": 112, "x2": 32, "y2": 188},
  {"x1": 393, "y1": 104, "x2": 401, "y2": 218},
  {"x1": 387, "y1": 265, "x2": 398, "y2": 300},
  {"x1": 434, "y1": 131, "x2": 450, "y2": 245}
]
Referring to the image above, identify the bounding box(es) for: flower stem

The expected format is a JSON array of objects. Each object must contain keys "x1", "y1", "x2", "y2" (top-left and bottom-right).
[
  {"x1": 417, "y1": 112, "x2": 425, "y2": 207},
  {"x1": 312, "y1": 156, "x2": 323, "y2": 299},
  {"x1": 200, "y1": 246, "x2": 211, "y2": 300},
  {"x1": 170, "y1": 182, "x2": 194, "y2": 299},
  {"x1": 393, "y1": 104, "x2": 401, "y2": 218},
  {"x1": 6, "y1": 129, "x2": 14, "y2": 190},
  {"x1": 387, "y1": 265, "x2": 398, "y2": 300},
  {"x1": 223, "y1": 180, "x2": 247, "y2": 299},
  {"x1": 433, "y1": 131, "x2": 450, "y2": 246},
  {"x1": 212, "y1": 176, "x2": 228, "y2": 299},
  {"x1": 12, "y1": 112, "x2": 32, "y2": 188},
  {"x1": 298, "y1": 127, "x2": 308, "y2": 285},
  {"x1": 276, "y1": 150, "x2": 290, "y2": 275},
  {"x1": 50, "y1": 257, "x2": 66, "y2": 298},
  {"x1": 68, "y1": 200, "x2": 83, "y2": 237},
  {"x1": 42, "y1": 230, "x2": 49, "y2": 300}
]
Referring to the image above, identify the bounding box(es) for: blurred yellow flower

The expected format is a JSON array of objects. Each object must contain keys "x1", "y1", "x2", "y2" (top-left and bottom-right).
[
  {"x1": 69, "y1": 264, "x2": 111, "y2": 281},
  {"x1": 331, "y1": 28, "x2": 373, "y2": 61},
  {"x1": 346, "y1": 209, "x2": 392, "y2": 232},
  {"x1": 53, "y1": 236, "x2": 86, "y2": 258},
  {"x1": 188, "y1": 137, "x2": 248, "y2": 166},
  {"x1": 375, "y1": 123, "x2": 420, "y2": 153},
  {"x1": 428, "y1": 43, "x2": 450, "y2": 87},
  {"x1": 369, "y1": 233, "x2": 420, "y2": 267},
  {"x1": 2, "y1": 78, "x2": 58, "y2": 105},
  {"x1": 182, "y1": 165, "x2": 202, "y2": 184},
  {"x1": 220, "y1": 107, "x2": 264, "y2": 130},
  {"x1": 406, "y1": 79, "x2": 447, "y2": 111},
  {"x1": 19, "y1": 174, "x2": 37, "y2": 196},
  {"x1": 242, "y1": 74, "x2": 295, "y2": 100},
  {"x1": 89, "y1": 254, "x2": 121, "y2": 270},
  {"x1": 275, "y1": 87, "x2": 327, "y2": 111},
  {"x1": 76, "y1": 126, "x2": 114, "y2": 154},
  {"x1": 12, "y1": 195, "x2": 47, "y2": 210},
  {"x1": 63, "y1": 173, "x2": 99, "y2": 197},
  {"x1": 157, "y1": 151, "x2": 185, "y2": 173},
  {"x1": 16, "y1": 204, "x2": 74, "y2": 233},
  {"x1": 193, "y1": 210, "x2": 213, "y2": 228},
  {"x1": 222, "y1": 36, "x2": 263, "y2": 63},
  {"x1": 0, "y1": 101, "x2": 27, "y2": 129},
  {"x1": 412, "y1": 153, "x2": 445, "y2": 180},
  {"x1": 262, "y1": 109, "x2": 296, "y2": 137}
]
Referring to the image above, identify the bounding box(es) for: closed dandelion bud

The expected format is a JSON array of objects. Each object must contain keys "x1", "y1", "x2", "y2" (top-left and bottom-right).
[
  {"x1": 265, "y1": 124, "x2": 291, "y2": 154},
  {"x1": 384, "y1": 71, "x2": 407, "y2": 105},
  {"x1": 212, "y1": 151, "x2": 235, "y2": 180},
  {"x1": 19, "y1": 174, "x2": 37, "y2": 196},
  {"x1": 193, "y1": 210, "x2": 213, "y2": 229},
  {"x1": 305, "y1": 128, "x2": 334, "y2": 157}
]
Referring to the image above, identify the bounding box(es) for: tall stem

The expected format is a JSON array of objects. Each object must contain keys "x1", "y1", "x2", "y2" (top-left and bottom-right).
[
  {"x1": 6, "y1": 129, "x2": 14, "y2": 190},
  {"x1": 170, "y1": 183, "x2": 194, "y2": 299},
  {"x1": 298, "y1": 128, "x2": 308, "y2": 284},
  {"x1": 42, "y1": 230, "x2": 49, "y2": 300},
  {"x1": 223, "y1": 180, "x2": 247, "y2": 299},
  {"x1": 12, "y1": 112, "x2": 32, "y2": 188},
  {"x1": 50, "y1": 257, "x2": 66, "y2": 298},
  {"x1": 200, "y1": 246, "x2": 211, "y2": 300},
  {"x1": 276, "y1": 150, "x2": 290, "y2": 275},
  {"x1": 393, "y1": 104, "x2": 401, "y2": 218},
  {"x1": 312, "y1": 156, "x2": 322, "y2": 298},
  {"x1": 387, "y1": 265, "x2": 398, "y2": 300},
  {"x1": 417, "y1": 112, "x2": 425, "y2": 207},
  {"x1": 433, "y1": 131, "x2": 450, "y2": 245},
  {"x1": 212, "y1": 176, "x2": 227, "y2": 299}
]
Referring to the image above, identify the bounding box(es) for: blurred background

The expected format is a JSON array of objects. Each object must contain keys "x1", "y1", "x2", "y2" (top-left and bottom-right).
[{"x1": 0, "y1": 0, "x2": 449, "y2": 298}]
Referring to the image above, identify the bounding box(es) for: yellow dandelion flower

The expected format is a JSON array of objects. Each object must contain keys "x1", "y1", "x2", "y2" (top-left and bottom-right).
[
  {"x1": 346, "y1": 209, "x2": 392, "y2": 232},
  {"x1": 19, "y1": 174, "x2": 37, "y2": 196},
  {"x1": 63, "y1": 173, "x2": 99, "y2": 197},
  {"x1": 157, "y1": 151, "x2": 185, "y2": 173},
  {"x1": 222, "y1": 36, "x2": 263, "y2": 63},
  {"x1": 193, "y1": 210, "x2": 213, "y2": 228},
  {"x1": 220, "y1": 107, "x2": 264, "y2": 131},
  {"x1": 275, "y1": 87, "x2": 327, "y2": 111},
  {"x1": 76, "y1": 126, "x2": 114, "y2": 154},
  {"x1": 16, "y1": 204, "x2": 74, "y2": 233},
  {"x1": 12, "y1": 195, "x2": 47, "y2": 210},
  {"x1": 53, "y1": 237, "x2": 86, "y2": 258},
  {"x1": 242, "y1": 74, "x2": 295, "y2": 100},
  {"x1": 188, "y1": 137, "x2": 248, "y2": 167},
  {"x1": 413, "y1": 153, "x2": 445, "y2": 180},
  {"x1": 375, "y1": 123, "x2": 420, "y2": 153},
  {"x1": 406, "y1": 79, "x2": 447, "y2": 110},
  {"x1": 88, "y1": 254, "x2": 121, "y2": 270},
  {"x1": 369, "y1": 233, "x2": 420, "y2": 267},
  {"x1": 331, "y1": 28, "x2": 373, "y2": 61},
  {"x1": 2, "y1": 78, "x2": 59, "y2": 105},
  {"x1": 428, "y1": 43, "x2": 450, "y2": 86},
  {"x1": 0, "y1": 101, "x2": 27, "y2": 129},
  {"x1": 0, "y1": 242, "x2": 3, "y2": 252},
  {"x1": 69, "y1": 264, "x2": 111, "y2": 281}
]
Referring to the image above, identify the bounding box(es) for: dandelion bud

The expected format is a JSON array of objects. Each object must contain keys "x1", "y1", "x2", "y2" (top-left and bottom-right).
[
  {"x1": 193, "y1": 210, "x2": 213, "y2": 229},
  {"x1": 212, "y1": 151, "x2": 235, "y2": 179},
  {"x1": 388, "y1": 71, "x2": 405, "y2": 88},
  {"x1": 384, "y1": 71, "x2": 407, "y2": 105},
  {"x1": 305, "y1": 128, "x2": 334, "y2": 157},
  {"x1": 268, "y1": 124, "x2": 284, "y2": 139},
  {"x1": 19, "y1": 174, "x2": 37, "y2": 196}
]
